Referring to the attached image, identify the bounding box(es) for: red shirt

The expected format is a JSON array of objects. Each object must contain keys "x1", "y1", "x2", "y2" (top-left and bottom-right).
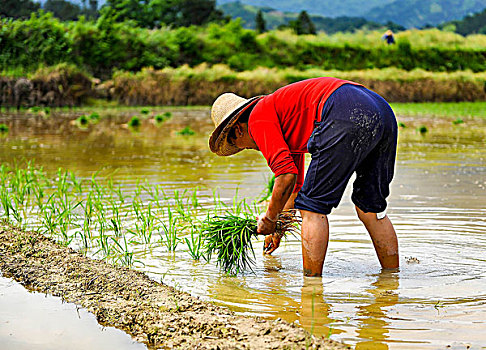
[{"x1": 248, "y1": 77, "x2": 361, "y2": 192}]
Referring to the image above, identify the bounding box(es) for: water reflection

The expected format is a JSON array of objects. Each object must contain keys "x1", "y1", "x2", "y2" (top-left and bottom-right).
[{"x1": 355, "y1": 271, "x2": 399, "y2": 349}]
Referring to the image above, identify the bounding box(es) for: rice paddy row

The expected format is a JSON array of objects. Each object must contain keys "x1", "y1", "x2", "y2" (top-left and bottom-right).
[{"x1": 0, "y1": 163, "x2": 266, "y2": 272}]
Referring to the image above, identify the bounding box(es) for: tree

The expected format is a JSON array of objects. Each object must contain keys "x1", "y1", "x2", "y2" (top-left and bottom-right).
[
  {"x1": 290, "y1": 10, "x2": 316, "y2": 35},
  {"x1": 104, "y1": 0, "x2": 145, "y2": 23},
  {"x1": 255, "y1": 9, "x2": 266, "y2": 33},
  {"x1": 102, "y1": 0, "x2": 226, "y2": 28},
  {"x1": 0, "y1": 0, "x2": 40, "y2": 19},
  {"x1": 44, "y1": 0, "x2": 82, "y2": 21}
]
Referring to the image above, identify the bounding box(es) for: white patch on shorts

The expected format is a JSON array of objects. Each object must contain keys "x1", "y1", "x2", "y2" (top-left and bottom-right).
[{"x1": 376, "y1": 210, "x2": 387, "y2": 220}]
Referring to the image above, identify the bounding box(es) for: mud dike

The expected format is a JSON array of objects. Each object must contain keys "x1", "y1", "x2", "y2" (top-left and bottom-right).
[{"x1": 0, "y1": 224, "x2": 347, "y2": 350}]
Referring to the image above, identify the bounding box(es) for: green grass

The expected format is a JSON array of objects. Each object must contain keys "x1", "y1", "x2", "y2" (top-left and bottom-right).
[{"x1": 391, "y1": 102, "x2": 486, "y2": 119}]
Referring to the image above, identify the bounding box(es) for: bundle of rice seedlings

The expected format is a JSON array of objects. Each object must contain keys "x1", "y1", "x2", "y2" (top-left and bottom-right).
[{"x1": 201, "y1": 210, "x2": 300, "y2": 275}]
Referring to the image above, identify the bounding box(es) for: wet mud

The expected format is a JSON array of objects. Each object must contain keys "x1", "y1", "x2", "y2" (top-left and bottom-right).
[{"x1": 0, "y1": 223, "x2": 348, "y2": 350}]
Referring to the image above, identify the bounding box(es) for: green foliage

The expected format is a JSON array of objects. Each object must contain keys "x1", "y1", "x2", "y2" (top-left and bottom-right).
[
  {"x1": 289, "y1": 11, "x2": 316, "y2": 35},
  {"x1": 440, "y1": 8, "x2": 486, "y2": 36},
  {"x1": 255, "y1": 9, "x2": 266, "y2": 33},
  {"x1": 0, "y1": 124, "x2": 9, "y2": 133},
  {"x1": 103, "y1": 0, "x2": 225, "y2": 28},
  {"x1": 0, "y1": 12, "x2": 72, "y2": 71},
  {"x1": 1, "y1": 15, "x2": 485, "y2": 76}
]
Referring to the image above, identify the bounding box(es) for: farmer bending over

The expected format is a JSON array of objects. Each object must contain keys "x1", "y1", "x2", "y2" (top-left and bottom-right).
[{"x1": 209, "y1": 78, "x2": 399, "y2": 276}]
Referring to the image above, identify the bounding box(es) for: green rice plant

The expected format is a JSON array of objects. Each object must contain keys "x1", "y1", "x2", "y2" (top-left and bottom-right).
[
  {"x1": 418, "y1": 125, "x2": 428, "y2": 134},
  {"x1": 0, "y1": 186, "x2": 10, "y2": 220},
  {"x1": 258, "y1": 174, "x2": 275, "y2": 203},
  {"x1": 0, "y1": 124, "x2": 9, "y2": 133},
  {"x1": 398, "y1": 122, "x2": 406, "y2": 128},
  {"x1": 452, "y1": 118, "x2": 464, "y2": 125},
  {"x1": 89, "y1": 112, "x2": 100, "y2": 123},
  {"x1": 185, "y1": 223, "x2": 204, "y2": 261},
  {"x1": 111, "y1": 235, "x2": 136, "y2": 267},
  {"x1": 30, "y1": 106, "x2": 42, "y2": 113},
  {"x1": 159, "y1": 207, "x2": 180, "y2": 251},
  {"x1": 163, "y1": 112, "x2": 172, "y2": 120},
  {"x1": 201, "y1": 210, "x2": 301, "y2": 275},
  {"x1": 76, "y1": 115, "x2": 89, "y2": 126},
  {"x1": 177, "y1": 126, "x2": 195, "y2": 136},
  {"x1": 44, "y1": 107, "x2": 51, "y2": 115},
  {"x1": 128, "y1": 116, "x2": 141, "y2": 128},
  {"x1": 154, "y1": 114, "x2": 165, "y2": 124},
  {"x1": 130, "y1": 201, "x2": 156, "y2": 244},
  {"x1": 140, "y1": 107, "x2": 150, "y2": 115}
]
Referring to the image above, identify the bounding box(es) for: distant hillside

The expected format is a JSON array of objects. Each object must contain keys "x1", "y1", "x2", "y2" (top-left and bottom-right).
[
  {"x1": 219, "y1": 2, "x2": 385, "y2": 33},
  {"x1": 217, "y1": 0, "x2": 486, "y2": 28},
  {"x1": 217, "y1": 0, "x2": 392, "y2": 18},
  {"x1": 364, "y1": 0, "x2": 486, "y2": 28},
  {"x1": 439, "y1": 7, "x2": 486, "y2": 35}
]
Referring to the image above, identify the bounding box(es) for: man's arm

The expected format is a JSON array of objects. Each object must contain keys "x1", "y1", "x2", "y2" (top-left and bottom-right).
[{"x1": 257, "y1": 173, "x2": 296, "y2": 235}]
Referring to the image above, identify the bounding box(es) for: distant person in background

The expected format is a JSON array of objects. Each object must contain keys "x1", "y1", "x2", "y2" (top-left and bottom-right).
[{"x1": 382, "y1": 30, "x2": 395, "y2": 45}]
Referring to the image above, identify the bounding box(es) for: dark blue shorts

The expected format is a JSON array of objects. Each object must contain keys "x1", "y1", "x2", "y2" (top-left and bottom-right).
[{"x1": 294, "y1": 84, "x2": 397, "y2": 215}]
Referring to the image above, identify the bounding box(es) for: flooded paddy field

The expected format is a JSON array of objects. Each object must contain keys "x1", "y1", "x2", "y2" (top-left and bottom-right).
[{"x1": 0, "y1": 107, "x2": 485, "y2": 349}]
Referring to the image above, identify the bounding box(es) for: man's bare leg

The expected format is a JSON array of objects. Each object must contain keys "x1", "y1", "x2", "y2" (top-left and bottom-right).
[
  {"x1": 355, "y1": 206, "x2": 399, "y2": 269},
  {"x1": 300, "y1": 209, "x2": 329, "y2": 276}
]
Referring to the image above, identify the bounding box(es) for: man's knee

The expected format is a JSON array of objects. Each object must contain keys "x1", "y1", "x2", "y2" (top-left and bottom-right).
[{"x1": 355, "y1": 205, "x2": 385, "y2": 223}]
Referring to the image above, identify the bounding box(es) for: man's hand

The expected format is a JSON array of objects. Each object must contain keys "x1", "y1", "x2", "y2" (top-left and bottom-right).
[
  {"x1": 263, "y1": 233, "x2": 281, "y2": 255},
  {"x1": 256, "y1": 212, "x2": 277, "y2": 235}
]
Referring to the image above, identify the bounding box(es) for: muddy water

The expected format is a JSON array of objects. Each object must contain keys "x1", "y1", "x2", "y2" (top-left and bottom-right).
[
  {"x1": 0, "y1": 274, "x2": 146, "y2": 350},
  {"x1": 0, "y1": 109, "x2": 485, "y2": 349}
]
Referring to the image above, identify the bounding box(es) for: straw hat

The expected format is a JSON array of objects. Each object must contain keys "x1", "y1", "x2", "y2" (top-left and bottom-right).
[{"x1": 209, "y1": 93, "x2": 263, "y2": 156}]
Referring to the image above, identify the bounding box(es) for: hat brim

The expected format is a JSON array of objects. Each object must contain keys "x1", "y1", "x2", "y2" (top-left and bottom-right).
[{"x1": 209, "y1": 96, "x2": 262, "y2": 156}]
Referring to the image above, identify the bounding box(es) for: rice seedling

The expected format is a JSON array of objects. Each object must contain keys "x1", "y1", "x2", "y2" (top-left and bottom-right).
[
  {"x1": 159, "y1": 207, "x2": 180, "y2": 251},
  {"x1": 185, "y1": 223, "x2": 204, "y2": 261},
  {"x1": 76, "y1": 115, "x2": 89, "y2": 126},
  {"x1": 112, "y1": 235, "x2": 136, "y2": 267},
  {"x1": 89, "y1": 112, "x2": 100, "y2": 123},
  {"x1": 140, "y1": 107, "x2": 150, "y2": 115},
  {"x1": 154, "y1": 114, "x2": 165, "y2": 124},
  {"x1": 0, "y1": 124, "x2": 9, "y2": 133},
  {"x1": 200, "y1": 210, "x2": 301, "y2": 275},
  {"x1": 128, "y1": 116, "x2": 141, "y2": 128},
  {"x1": 418, "y1": 125, "x2": 428, "y2": 134},
  {"x1": 258, "y1": 174, "x2": 275, "y2": 203},
  {"x1": 177, "y1": 126, "x2": 195, "y2": 136},
  {"x1": 452, "y1": 118, "x2": 464, "y2": 125}
]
